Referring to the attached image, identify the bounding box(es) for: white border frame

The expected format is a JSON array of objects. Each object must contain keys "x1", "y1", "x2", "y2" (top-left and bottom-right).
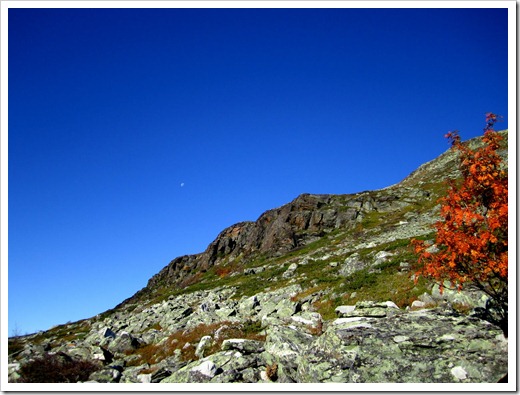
[{"x1": 1, "y1": 1, "x2": 516, "y2": 392}]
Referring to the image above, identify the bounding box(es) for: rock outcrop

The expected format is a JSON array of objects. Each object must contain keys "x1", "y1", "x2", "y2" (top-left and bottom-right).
[{"x1": 139, "y1": 193, "x2": 384, "y2": 295}]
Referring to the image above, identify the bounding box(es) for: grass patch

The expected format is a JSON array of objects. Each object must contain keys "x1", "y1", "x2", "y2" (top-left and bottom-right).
[
  {"x1": 290, "y1": 285, "x2": 328, "y2": 302},
  {"x1": 312, "y1": 298, "x2": 338, "y2": 321},
  {"x1": 345, "y1": 267, "x2": 430, "y2": 308}
]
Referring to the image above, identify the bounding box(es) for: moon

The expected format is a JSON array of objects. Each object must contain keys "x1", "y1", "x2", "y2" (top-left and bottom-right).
[{"x1": 180, "y1": 182, "x2": 185, "y2": 187}]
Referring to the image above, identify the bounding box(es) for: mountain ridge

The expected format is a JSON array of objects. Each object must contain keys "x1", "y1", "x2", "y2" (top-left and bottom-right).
[
  {"x1": 124, "y1": 131, "x2": 505, "y2": 308},
  {"x1": 8, "y1": 130, "x2": 509, "y2": 384}
]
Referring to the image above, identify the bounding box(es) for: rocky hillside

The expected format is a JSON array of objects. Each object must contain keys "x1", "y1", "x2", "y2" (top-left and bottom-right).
[{"x1": 7, "y1": 131, "x2": 508, "y2": 384}]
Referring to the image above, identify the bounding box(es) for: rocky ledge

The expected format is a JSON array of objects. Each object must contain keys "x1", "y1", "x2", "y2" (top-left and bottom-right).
[{"x1": 8, "y1": 284, "x2": 507, "y2": 383}]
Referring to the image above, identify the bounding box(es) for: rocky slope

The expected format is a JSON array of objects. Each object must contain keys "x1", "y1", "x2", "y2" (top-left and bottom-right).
[{"x1": 7, "y1": 131, "x2": 508, "y2": 384}]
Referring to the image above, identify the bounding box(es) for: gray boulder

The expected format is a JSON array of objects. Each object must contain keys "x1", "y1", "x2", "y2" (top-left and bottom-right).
[
  {"x1": 282, "y1": 263, "x2": 299, "y2": 278},
  {"x1": 161, "y1": 350, "x2": 264, "y2": 383},
  {"x1": 100, "y1": 327, "x2": 116, "y2": 339},
  {"x1": 335, "y1": 301, "x2": 399, "y2": 318},
  {"x1": 109, "y1": 332, "x2": 144, "y2": 354},
  {"x1": 264, "y1": 325, "x2": 314, "y2": 360},
  {"x1": 191, "y1": 360, "x2": 217, "y2": 378},
  {"x1": 297, "y1": 307, "x2": 507, "y2": 383},
  {"x1": 221, "y1": 339, "x2": 265, "y2": 354},
  {"x1": 431, "y1": 282, "x2": 489, "y2": 309},
  {"x1": 88, "y1": 365, "x2": 123, "y2": 383},
  {"x1": 7, "y1": 363, "x2": 21, "y2": 382},
  {"x1": 339, "y1": 253, "x2": 368, "y2": 277},
  {"x1": 289, "y1": 312, "x2": 323, "y2": 334},
  {"x1": 195, "y1": 335, "x2": 213, "y2": 359}
]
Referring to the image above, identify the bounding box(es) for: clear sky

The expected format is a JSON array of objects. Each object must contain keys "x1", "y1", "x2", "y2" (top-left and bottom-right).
[{"x1": 6, "y1": 5, "x2": 509, "y2": 335}]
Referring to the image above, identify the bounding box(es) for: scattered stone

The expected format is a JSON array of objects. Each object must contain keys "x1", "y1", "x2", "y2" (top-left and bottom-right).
[
  {"x1": 451, "y1": 366, "x2": 468, "y2": 381},
  {"x1": 425, "y1": 244, "x2": 440, "y2": 254},
  {"x1": 191, "y1": 360, "x2": 217, "y2": 378},
  {"x1": 264, "y1": 325, "x2": 313, "y2": 359},
  {"x1": 399, "y1": 262, "x2": 411, "y2": 272},
  {"x1": 339, "y1": 253, "x2": 367, "y2": 277},
  {"x1": 244, "y1": 266, "x2": 265, "y2": 275},
  {"x1": 383, "y1": 301, "x2": 399, "y2": 309},
  {"x1": 221, "y1": 339, "x2": 265, "y2": 354},
  {"x1": 335, "y1": 305, "x2": 356, "y2": 317},
  {"x1": 137, "y1": 373, "x2": 152, "y2": 383},
  {"x1": 431, "y1": 283, "x2": 488, "y2": 309},
  {"x1": 151, "y1": 366, "x2": 174, "y2": 383},
  {"x1": 7, "y1": 363, "x2": 21, "y2": 382},
  {"x1": 100, "y1": 327, "x2": 116, "y2": 339},
  {"x1": 109, "y1": 332, "x2": 143, "y2": 354},
  {"x1": 9, "y1": 289, "x2": 508, "y2": 385},
  {"x1": 282, "y1": 263, "x2": 299, "y2": 278},
  {"x1": 336, "y1": 301, "x2": 396, "y2": 318},
  {"x1": 374, "y1": 251, "x2": 393, "y2": 264},
  {"x1": 88, "y1": 366, "x2": 122, "y2": 383},
  {"x1": 195, "y1": 336, "x2": 213, "y2": 359},
  {"x1": 418, "y1": 292, "x2": 436, "y2": 305}
]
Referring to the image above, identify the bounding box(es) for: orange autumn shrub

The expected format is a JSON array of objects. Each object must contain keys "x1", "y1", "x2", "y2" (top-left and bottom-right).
[{"x1": 412, "y1": 113, "x2": 508, "y2": 328}]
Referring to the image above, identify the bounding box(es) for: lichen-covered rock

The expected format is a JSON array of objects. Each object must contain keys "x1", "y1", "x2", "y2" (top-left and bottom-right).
[
  {"x1": 119, "y1": 365, "x2": 151, "y2": 383},
  {"x1": 264, "y1": 325, "x2": 314, "y2": 360},
  {"x1": 339, "y1": 253, "x2": 367, "y2": 277},
  {"x1": 193, "y1": 335, "x2": 212, "y2": 359},
  {"x1": 7, "y1": 363, "x2": 21, "y2": 382},
  {"x1": 431, "y1": 282, "x2": 489, "y2": 309},
  {"x1": 108, "y1": 332, "x2": 144, "y2": 354},
  {"x1": 282, "y1": 263, "x2": 299, "y2": 278},
  {"x1": 221, "y1": 339, "x2": 265, "y2": 354},
  {"x1": 88, "y1": 365, "x2": 123, "y2": 383},
  {"x1": 161, "y1": 350, "x2": 265, "y2": 383},
  {"x1": 191, "y1": 360, "x2": 217, "y2": 378},
  {"x1": 290, "y1": 311, "x2": 323, "y2": 334},
  {"x1": 335, "y1": 301, "x2": 400, "y2": 318},
  {"x1": 298, "y1": 307, "x2": 507, "y2": 383}
]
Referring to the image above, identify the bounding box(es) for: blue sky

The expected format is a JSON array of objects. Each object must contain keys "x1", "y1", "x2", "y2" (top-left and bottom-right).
[{"x1": 7, "y1": 6, "x2": 509, "y2": 335}]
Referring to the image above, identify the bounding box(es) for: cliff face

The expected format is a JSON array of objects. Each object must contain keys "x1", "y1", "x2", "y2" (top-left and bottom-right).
[
  {"x1": 8, "y1": 131, "x2": 509, "y2": 385},
  {"x1": 126, "y1": 131, "x2": 508, "y2": 305},
  {"x1": 144, "y1": 193, "x2": 379, "y2": 292}
]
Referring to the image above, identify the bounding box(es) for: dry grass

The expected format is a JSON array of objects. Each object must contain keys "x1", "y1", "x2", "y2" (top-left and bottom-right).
[
  {"x1": 312, "y1": 299, "x2": 336, "y2": 320},
  {"x1": 451, "y1": 302, "x2": 473, "y2": 315},
  {"x1": 214, "y1": 260, "x2": 244, "y2": 279},
  {"x1": 265, "y1": 363, "x2": 278, "y2": 381},
  {"x1": 127, "y1": 320, "x2": 266, "y2": 367},
  {"x1": 306, "y1": 319, "x2": 323, "y2": 336},
  {"x1": 290, "y1": 285, "x2": 326, "y2": 303},
  {"x1": 215, "y1": 266, "x2": 233, "y2": 278}
]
